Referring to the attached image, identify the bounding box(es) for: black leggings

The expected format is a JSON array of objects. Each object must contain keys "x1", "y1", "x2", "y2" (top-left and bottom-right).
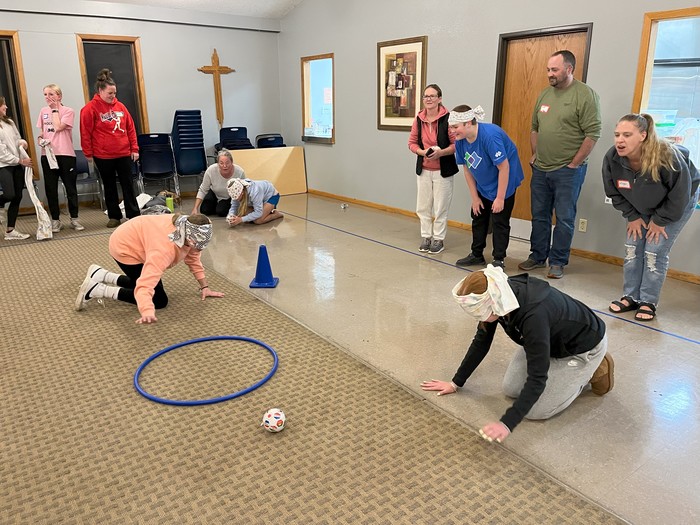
[
  {"x1": 42, "y1": 155, "x2": 78, "y2": 219},
  {"x1": 94, "y1": 156, "x2": 140, "y2": 220},
  {"x1": 114, "y1": 260, "x2": 169, "y2": 310},
  {"x1": 0, "y1": 164, "x2": 26, "y2": 228},
  {"x1": 200, "y1": 189, "x2": 231, "y2": 217}
]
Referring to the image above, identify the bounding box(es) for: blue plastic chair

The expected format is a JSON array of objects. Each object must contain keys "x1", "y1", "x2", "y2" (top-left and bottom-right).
[
  {"x1": 137, "y1": 133, "x2": 180, "y2": 199},
  {"x1": 216, "y1": 126, "x2": 254, "y2": 151},
  {"x1": 62, "y1": 149, "x2": 105, "y2": 210},
  {"x1": 255, "y1": 134, "x2": 286, "y2": 148}
]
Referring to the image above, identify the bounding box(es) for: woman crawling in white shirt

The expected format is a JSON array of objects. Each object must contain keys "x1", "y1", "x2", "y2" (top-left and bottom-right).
[{"x1": 226, "y1": 178, "x2": 284, "y2": 226}]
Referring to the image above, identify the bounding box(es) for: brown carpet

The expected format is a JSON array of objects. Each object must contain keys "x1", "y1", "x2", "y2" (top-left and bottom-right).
[{"x1": 0, "y1": 214, "x2": 626, "y2": 524}]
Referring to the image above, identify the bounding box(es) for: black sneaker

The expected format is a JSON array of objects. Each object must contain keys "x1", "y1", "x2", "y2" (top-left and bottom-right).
[
  {"x1": 419, "y1": 238, "x2": 431, "y2": 252},
  {"x1": 455, "y1": 253, "x2": 486, "y2": 267},
  {"x1": 492, "y1": 259, "x2": 505, "y2": 269}
]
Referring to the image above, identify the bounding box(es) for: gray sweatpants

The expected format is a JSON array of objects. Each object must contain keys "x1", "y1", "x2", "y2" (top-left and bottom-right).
[{"x1": 502, "y1": 334, "x2": 608, "y2": 420}]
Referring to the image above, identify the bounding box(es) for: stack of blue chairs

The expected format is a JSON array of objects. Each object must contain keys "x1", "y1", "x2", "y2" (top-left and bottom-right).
[
  {"x1": 171, "y1": 110, "x2": 207, "y2": 185},
  {"x1": 215, "y1": 126, "x2": 254, "y2": 151}
]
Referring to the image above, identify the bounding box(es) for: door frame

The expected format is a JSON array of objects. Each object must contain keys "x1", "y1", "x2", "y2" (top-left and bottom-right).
[
  {"x1": 0, "y1": 30, "x2": 39, "y2": 172},
  {"x1": 490, "y1": 23, "x2": 594, "y2": 240},
  {"x1": 492, "y1": 23, "x2": 593, "y2": 127},
  {"x1": 76, "y1": 34, "x2": 150, "y2": 133}
]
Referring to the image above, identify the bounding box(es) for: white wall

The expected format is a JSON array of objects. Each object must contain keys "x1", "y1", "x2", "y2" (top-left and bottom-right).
[
  {"x1": 277, "y1": 0, "x2": 700, "y2": 276},
  {"x1": 2, "y1": 0, "x2": 282, "y2": 196}
]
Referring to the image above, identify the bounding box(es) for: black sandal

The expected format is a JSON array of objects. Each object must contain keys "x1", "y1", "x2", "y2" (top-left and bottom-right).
[
  {"x1": 634, "y1": 302, "x2": 657, "y2": 322},
  {"x1": 609, "y1": 296, "x2": 638, "y2": 313}
]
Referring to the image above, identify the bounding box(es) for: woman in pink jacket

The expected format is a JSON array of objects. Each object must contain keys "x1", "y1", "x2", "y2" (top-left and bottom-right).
[
  {"x1": 80, "y1": 69, "x2": 140, "y2": 228},
  {"x1": 75, "y1": 213, "x2": 224, "y2": 324},
  {"x1": 37, "y1": 83, "x2": 83, "y2": 233},
  {"x1": 407, "y1": 84, "x2": 458, "y2": 255}
]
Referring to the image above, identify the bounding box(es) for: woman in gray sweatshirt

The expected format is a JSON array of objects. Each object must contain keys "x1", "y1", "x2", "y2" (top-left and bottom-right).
[{"x1": 602, "y1": 113, "x2": 699, "y2": 322}]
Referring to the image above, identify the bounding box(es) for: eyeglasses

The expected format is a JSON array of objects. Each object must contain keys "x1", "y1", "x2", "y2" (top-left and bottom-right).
[{"x1": 422, "y1": 95, "x2": 439, "y2": 99}]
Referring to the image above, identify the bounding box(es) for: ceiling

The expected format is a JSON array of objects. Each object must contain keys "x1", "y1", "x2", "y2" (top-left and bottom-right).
[{"x1": 84, "y1": 0, "x2": 305, "y2": 19}]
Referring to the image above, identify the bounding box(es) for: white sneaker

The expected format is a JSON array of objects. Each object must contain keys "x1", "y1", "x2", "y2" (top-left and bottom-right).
[
  {"x1": 86, "y1": 264, "x2": 105, "y2": 282},
  {"x1": 70, "y1": 218, "x2": 85, "y2": 231},
  {"x1": 52, "y1": 220, "x2": 63, "y2": 233},
  {"x1": 4, "y1": 229, "x2": 30, "y2": 240},
  {"x1": 75, "y1": 276, "x2": 103, "y2": 311}
]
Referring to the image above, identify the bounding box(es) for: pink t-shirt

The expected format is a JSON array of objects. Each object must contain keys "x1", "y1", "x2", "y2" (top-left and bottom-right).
[{"x1": 36, "y1": 105, "x2": 76, "y2": 157}]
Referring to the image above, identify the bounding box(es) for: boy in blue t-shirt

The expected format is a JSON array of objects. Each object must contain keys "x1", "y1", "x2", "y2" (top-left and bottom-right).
[{"x1": 450, "y1": 105, "x2": 524, "y2": 268}]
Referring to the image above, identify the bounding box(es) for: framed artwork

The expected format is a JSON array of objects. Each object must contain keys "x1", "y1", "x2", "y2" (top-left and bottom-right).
[{"x1": 377, "y1": 36, "x2": 427, "y2": 131}]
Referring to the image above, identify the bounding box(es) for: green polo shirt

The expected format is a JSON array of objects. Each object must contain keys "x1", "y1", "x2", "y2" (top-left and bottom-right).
[{"x1": 531, "y1": 79, "x2": 601, "y2": 171}]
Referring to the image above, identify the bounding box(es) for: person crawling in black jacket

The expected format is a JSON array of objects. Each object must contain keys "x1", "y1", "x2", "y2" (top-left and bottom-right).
[{"x1": 421, "y1": 265, "x2": 614, "y2": 443}]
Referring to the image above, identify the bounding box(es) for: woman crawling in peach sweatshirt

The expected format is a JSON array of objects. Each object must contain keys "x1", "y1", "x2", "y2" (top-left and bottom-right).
[{"x1": 75, "y1": 213, "x2": 224, "y2": 324}]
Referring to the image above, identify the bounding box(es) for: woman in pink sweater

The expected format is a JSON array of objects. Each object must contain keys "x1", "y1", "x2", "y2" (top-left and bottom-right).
[{"x1": 75, "y1": 213, "x2": 224, "y2": 324}]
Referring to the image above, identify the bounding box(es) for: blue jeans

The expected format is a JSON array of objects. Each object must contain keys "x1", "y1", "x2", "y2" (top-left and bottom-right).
[
  {"x1": 529, "y1": 165, "x2": 586, "y2": 266},
  {"x1": 622, "y1": 187, "x2": 699, "y2": 306}
]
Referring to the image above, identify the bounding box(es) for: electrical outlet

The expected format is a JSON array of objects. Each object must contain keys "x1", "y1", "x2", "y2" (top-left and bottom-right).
[
  {"x1": 604, "y1": 197, "x2": 612, "y2": 204},
  {"x1": 578, "y1": 218, "x2": 588, "y2": 232}
]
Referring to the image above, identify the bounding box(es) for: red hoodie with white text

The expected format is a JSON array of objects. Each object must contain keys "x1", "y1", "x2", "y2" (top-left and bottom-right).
[{"x1": 80, "y1": 94, "x2": 138, "y2": 159}]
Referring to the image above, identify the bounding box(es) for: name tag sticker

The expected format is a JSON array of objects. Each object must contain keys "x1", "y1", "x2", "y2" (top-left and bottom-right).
[
  {"x1": 616, "y1": 180, "x2": 631, "y2": 189},
  {"x1": 540, "y1": 105, "x2": 550, "y2": 113},
  {"x1": 115, "y1": 111, "x2": 124, "y2": 117}
]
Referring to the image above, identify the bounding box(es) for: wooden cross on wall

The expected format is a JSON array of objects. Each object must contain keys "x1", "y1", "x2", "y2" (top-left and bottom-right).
[{"x1": 198, "y1": 49, "x2": 235, "y2": 128}]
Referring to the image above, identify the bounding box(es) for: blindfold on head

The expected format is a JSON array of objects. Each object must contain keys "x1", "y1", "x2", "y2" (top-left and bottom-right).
[
  {"x1": 448, "y1": 105, "x2": 486, "y2": 126},
  {"x1": 227, "y1": 178, "x2": 251, "y2": 200},
  {"x1": 452, "y1": 265, "x2": 519, "y2": 321},
  {"x1": 169, "y1": 215, "x2": 212, "y2": 251}
]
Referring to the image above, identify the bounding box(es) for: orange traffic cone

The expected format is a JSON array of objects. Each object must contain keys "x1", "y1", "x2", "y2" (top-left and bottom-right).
[{"x1": 250, "y1": 244, "x2": 279, "y2": 288}]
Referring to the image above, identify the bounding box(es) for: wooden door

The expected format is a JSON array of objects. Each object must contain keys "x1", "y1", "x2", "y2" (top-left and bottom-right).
[{"x1": 496, "y1": 29, "x2": 590, "y2": 237}]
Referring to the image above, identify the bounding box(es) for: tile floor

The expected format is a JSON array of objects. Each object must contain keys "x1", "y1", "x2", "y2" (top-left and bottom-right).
[{"x1": 201, "y1": 193, "x2": 700, "y2": 525}]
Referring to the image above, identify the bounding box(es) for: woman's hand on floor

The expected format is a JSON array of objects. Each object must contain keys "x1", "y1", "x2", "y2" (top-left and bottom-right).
[
  {"x1": 420, "y1": 379, "x2": 458, "y2": 396},
  {"x1": 201, "y1": 288, "x2": 225, "y2": 300}
]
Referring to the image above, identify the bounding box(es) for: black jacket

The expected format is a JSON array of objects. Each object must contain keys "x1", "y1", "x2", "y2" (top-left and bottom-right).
[{"x1": 452, "y1": 274, "x2": 606, "y2": 431}]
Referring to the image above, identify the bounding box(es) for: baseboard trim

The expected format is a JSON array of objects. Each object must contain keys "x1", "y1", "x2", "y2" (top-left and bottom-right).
[
  {"x1": 308, "y1": 188, "x2": 473, "y2": 232},
  {"x1": 308, "y1": 189, "x2": 699, "y2": 285}
]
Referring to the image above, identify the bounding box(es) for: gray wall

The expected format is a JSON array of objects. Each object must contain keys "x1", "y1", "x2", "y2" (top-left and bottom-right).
[{"x1": 277, "y1": 0, "x2": 700, "y2": 276}]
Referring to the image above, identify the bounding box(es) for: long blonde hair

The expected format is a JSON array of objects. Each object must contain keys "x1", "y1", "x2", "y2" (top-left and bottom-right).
[
  {"x1": 618, "y1": 113, "x2": 677, "y2": 182},
  {"x1": 236, "y1": 189, "x2": 249, "y2": 217}
]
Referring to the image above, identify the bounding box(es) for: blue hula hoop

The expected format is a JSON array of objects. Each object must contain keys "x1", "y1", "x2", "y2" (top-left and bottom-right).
[{"x1": 134, "y1": 335, "x2": 279, "y2": 406}]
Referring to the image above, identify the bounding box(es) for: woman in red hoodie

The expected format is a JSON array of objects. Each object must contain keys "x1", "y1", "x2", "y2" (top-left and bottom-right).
[{"x1": 80, "y1": 69, "x2": 140, "y2": 228}]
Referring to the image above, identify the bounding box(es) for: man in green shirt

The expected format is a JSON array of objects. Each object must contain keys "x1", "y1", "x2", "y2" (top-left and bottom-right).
[{"x1": 518, "y1": 50, "x2": 601, "y2": 279}]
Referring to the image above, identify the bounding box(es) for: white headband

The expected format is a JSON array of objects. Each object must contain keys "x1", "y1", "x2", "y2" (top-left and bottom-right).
[
  {"x1": 452, "y1": 265, "x2": 519, "y2": 321},
  {"x1": 448, "y1": 105, "x2": 486, "y2": 126}
]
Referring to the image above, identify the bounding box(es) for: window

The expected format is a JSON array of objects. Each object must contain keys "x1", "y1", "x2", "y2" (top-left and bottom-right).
[
  {"x1": 301, "y1": 53, "x2": 334, "y2": 144},
  {"x1": 633, "y1": 8, "x2": 700, "y2": 171}
]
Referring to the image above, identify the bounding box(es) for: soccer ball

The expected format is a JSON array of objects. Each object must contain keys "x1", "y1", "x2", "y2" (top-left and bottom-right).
[{"x1": 262, "y1": 408, "x2": 286, "y2": 433}]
